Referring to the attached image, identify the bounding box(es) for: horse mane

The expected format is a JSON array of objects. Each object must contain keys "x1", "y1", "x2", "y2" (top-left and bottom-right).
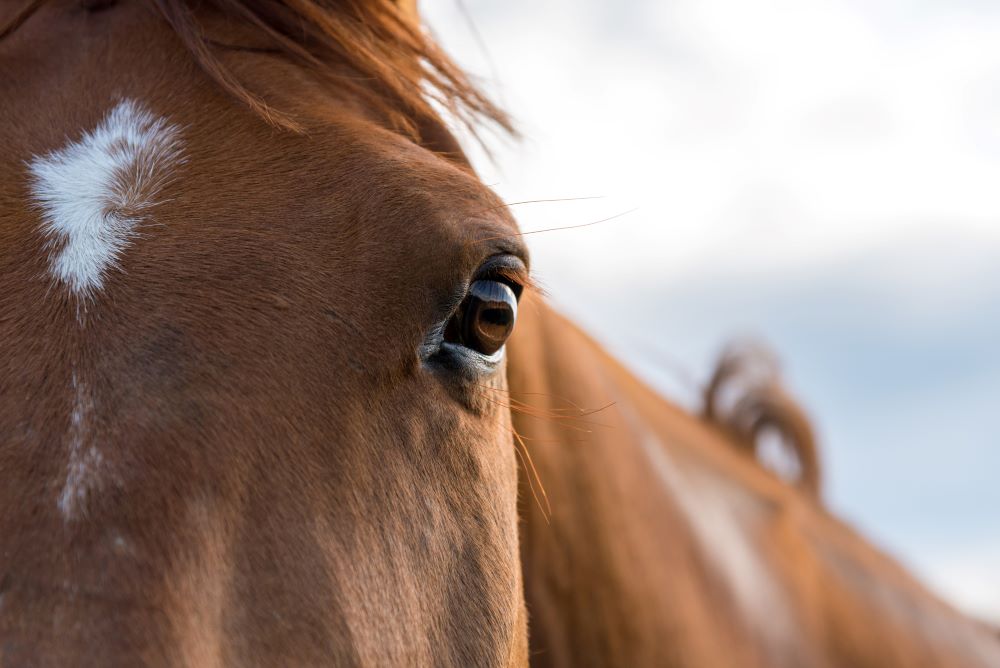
[
  {"x1": 703, "y1": 340, "x2": 823, "y2": 497},
  {"x1": 2, "y1": 0, "x2": 513, "y2": 139}
]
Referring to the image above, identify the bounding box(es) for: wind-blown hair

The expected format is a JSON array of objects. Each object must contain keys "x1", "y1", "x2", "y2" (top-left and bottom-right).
[{"x1": 2, "y1": 0, "x2": 513, "y2": 139}]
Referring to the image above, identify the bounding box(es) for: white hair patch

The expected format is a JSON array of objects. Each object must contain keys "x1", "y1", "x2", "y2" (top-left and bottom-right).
[
  {"x1": 58, "y1": 370, "x2": 103, "y2": 521},
  {"x1": 617, "y1": 400, "x2": 795, "y2": 654},
  {"x1": 28, "y1": 99, "x2": 183, "y2": 300}
]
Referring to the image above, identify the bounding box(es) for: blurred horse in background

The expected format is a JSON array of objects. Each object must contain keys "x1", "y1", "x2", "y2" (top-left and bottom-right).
[{"x1": 1, "y1": 0, "x2": 998, "y2": 666}]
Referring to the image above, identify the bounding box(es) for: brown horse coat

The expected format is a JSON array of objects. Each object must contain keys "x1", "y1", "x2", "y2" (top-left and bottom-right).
[
  {"x1": 510, "y1": 296, "x2": 1000, "y2": 667},
  {"x1": 1, "y1": 1, "x2": 528, "y2": 664},
  {"x1": 1, "y1": 0, "x2": 998, "y2": 666}
]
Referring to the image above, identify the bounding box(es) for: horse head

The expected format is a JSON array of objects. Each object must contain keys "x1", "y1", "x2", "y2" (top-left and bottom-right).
[{"x1": 0, "y1": 1, "x2": 529, "y2": 663}]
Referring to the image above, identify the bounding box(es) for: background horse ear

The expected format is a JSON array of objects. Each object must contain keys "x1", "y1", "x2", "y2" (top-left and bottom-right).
[{"x1": 702, "y1": 340, "x2": 823, "y2": 498}]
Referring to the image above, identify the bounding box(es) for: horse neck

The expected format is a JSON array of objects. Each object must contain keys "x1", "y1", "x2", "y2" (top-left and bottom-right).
[{"x1": 505, "y1": 295, "x2": 1000, "y2": 667}]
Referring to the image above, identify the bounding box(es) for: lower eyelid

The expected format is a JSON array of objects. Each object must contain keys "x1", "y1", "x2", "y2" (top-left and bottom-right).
[
  {"x1": 427, "y1": 342, "x2": 505, "y2": 381},
  {"x1": 444, "y1": 341, "x2": 505, "y2": 365}
]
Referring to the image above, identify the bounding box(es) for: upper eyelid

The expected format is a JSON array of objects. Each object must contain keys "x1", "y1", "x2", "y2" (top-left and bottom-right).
[
  {"x1": 474, "y1": 254, "x2": 532, "y2": 298},
  {"x1": 475, "y1": 231, "x2": 529, "y2": 271}
]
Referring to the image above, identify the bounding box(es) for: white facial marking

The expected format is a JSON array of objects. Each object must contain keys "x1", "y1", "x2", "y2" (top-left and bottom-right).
[
  {"x1": 58, "y1": 371, "x2": 103, "y2": 521},
  {"x1": 29, "y1": 99, "x2": 183, "y2": 300},
  {"x1": 30, "y1": 100, "x2": 181, "y2": 518}
]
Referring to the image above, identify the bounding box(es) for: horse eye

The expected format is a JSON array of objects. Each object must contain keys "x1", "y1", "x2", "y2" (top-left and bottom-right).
[{"x1": 445, "y1": 280, "x2": 518, "y2": 356}]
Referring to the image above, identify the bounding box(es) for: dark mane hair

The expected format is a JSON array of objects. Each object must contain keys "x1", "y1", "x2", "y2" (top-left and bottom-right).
[
  {"x1": 2, "y1": 0, "x2": 513, "y2": 139},
  {"x1": 703, "y1": 340, "x2": 823, "y2": 497}
]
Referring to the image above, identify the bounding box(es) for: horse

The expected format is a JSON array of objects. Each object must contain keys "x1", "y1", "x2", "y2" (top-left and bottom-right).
[
  {"x1": 0, "y1": 1, "x2": 997, "y2": 666},
  {"x1": 511, "y1": 301, "x2": 1000, "y2": 667}
]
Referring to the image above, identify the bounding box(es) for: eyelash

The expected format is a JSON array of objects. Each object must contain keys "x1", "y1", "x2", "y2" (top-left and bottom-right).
[{"x1": 474, "y1": 255, "x2": 530, "y2": 298}]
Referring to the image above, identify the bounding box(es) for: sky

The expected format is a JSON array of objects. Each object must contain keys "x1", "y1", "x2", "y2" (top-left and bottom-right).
[{"x1": 423, "y1": 0, "x2": 1000, "y2": 622}]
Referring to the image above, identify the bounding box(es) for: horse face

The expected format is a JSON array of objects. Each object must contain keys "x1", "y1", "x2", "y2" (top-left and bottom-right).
[{"x1": 0, "y1": 4, "x2": 528, "y2": 665}]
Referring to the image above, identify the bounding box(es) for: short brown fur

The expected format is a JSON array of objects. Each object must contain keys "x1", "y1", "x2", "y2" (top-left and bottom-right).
[{"x1": 1, "y1": 1, "x2": 997, "y2": 666}]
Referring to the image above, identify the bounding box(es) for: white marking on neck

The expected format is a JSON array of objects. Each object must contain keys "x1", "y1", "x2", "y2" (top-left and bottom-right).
[
  {"x1": 58, "y1": 370, "x2": 103, "y2": 520},
  {"x1": 617, "y1": 401, "x2": 795, "y2": 652},
  {"x1": 29, "y1": 99, "x2": 183, "y2": 302}
]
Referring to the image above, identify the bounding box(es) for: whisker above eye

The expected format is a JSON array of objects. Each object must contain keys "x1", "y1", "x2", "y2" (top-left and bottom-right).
[
  {"x1": 472, "y1": 195, "x2": 606, "y2": 217},
  {"x1": 469, "y1": 207, "x2": 638, "y2": 246}
]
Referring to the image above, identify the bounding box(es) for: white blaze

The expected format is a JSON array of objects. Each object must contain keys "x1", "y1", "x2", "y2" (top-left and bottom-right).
[
  {"x1": 58, "y1": 371, "x2": 104, "y2": 520},
  {"x1": 27, "y1": 99, "x2": 182, "y2": 519},
  {"x1": 28, "y1": 99, "x2": 183, "y2": 298}
]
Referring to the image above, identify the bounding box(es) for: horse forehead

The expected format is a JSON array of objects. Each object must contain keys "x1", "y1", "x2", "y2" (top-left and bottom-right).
[
  {"x1": 0, "y1": 3, "x2": 509, "y2": 256},
  {"x1": 14, "y1": 98, "x2": 184, "y2": 520}
]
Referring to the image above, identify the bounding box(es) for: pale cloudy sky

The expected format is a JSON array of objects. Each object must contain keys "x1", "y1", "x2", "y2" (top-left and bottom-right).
[{"x1": 422, "y1": 0, "x2": 1000, "y2": 622}]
